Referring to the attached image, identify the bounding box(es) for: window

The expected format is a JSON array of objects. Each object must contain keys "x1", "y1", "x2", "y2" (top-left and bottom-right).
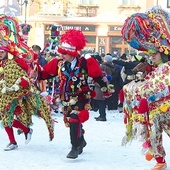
[
  {"x1": 79, "y1": 0, "x2": 98, "y2": 4},
  {"x1": 41, "y1": 0, "x2": 62, "y2": 15},
  {"x1": 110, "y1": 36, "x2": 123, "y2": 45},
  {"x1": 121, "y1": 0, "x2": 136, "y2": 5},
  {"x1": 85, "y1": 36, "x2": 96, "y2": 44},
  {"x1": 0, "y1": 0, "x2": 20, "y2": 16},
  {"x1": 167, "y1": 0, "x2": 170, "y2": 8}
]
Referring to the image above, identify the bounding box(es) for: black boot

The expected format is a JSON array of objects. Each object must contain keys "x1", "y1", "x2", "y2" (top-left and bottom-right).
[
  {"x1": 66, "y1": 147, "x2": 78, "y2": 159},
  {"x1": 78, "y1": 139, "x2": 87, "y2": 154}
]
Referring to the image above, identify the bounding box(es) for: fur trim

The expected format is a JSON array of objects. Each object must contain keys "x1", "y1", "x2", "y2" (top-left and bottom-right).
[{"x1": 58, "y1": 47, "x2": 78, "y2": 57}]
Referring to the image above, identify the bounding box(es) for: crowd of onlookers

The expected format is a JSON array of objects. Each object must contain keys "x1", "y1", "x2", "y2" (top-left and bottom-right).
[{"x1": 90, "y1": 51, "x2": 149, "y2": 121}]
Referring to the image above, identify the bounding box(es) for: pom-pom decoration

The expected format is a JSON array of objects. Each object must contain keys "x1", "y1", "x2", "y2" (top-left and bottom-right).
[
  {"x1": 107, "y1": 75, "x2": 112, "y2": 82},
  {"x1": 20, "y1": 77, "x2": 29, "y2": 88},
  {"x1": 137, "y1": 98, "x2": 149, "y2": 114},
  {"x1": 145, "y1": 152, "x2": 153, "y2": 161}
]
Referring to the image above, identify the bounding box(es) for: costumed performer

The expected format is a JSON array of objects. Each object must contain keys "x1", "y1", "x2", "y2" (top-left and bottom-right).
[
  {"x1": 121, "y1": 6, "x2": 170, "y2": 170},
  {"x1": 0, "y1": 15, "x2": 54, "y2": 151},
  {"x1": 30, "y1": 29, "x2": 114, "y2": 159}
]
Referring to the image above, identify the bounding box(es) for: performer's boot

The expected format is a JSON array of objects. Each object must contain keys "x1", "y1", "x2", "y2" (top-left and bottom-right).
[
  {"x1": 151, "y1": 157, "x2": 167, "y2": 170},
  {"x1": 78, "y1": 136, "x2": 87, "y2": 154},
  {"x1": 66, "y1": 146, "x2": 78, "y2": 159}
]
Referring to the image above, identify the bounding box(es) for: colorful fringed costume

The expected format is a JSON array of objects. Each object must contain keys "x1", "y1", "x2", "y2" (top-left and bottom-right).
[
  {"x1": 121, "y1": 6, "x2": 170, "y2": 166},
  {"x1": 0, "y1": 14, "x2": 54, "y2": 141}
]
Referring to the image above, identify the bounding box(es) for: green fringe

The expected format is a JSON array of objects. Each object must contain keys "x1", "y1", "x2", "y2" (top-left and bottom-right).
[
  {"x1": 8, "y1": 99, "x2": 18, "y2": 127},
  {"x1": 33, "y1": 94, "x2": 41, "y2": 115},
  {"x1": 6, "y1": 93, "x2": 41, "y2": 127},
  {"x1": 0, "y1": 121, "x2": 4, "y2": 129}
]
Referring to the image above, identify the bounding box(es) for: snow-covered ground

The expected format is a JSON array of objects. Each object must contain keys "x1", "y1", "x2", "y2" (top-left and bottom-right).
[{"x1": 0, "y1": 109, "x2": 170, "y2": 170}]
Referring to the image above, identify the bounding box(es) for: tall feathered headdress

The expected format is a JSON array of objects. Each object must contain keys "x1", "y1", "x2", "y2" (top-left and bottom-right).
[
  {"x1": 58, "y1": 29, "x2": 87, "y2": 57},
  {"x1": 0, "y1": 14, "x2": 35, "y2": 62},
  {"x1": 122, "y1": 6, "x2": 170, "y2": 55}
]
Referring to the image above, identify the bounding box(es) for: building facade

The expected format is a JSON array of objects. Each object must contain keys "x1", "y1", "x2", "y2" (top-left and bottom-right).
[{"x1": 17, "y1": 0, "x2": 168, "y2": 55}]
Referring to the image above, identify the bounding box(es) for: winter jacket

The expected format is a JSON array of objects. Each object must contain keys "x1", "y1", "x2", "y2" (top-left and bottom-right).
[
  {"x1": 101, "y1": 62, "x2": 122, "y2": 91},
  {"x1": 112, "y1": 59, "x2": 140, "y2": 85}
]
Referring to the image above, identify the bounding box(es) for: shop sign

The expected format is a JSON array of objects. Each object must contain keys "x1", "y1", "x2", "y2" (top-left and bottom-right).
[
  {"x1": 83, "y1": 47, "x2": 95, "y2": 52},
  {"x1": 110, "y1": 26, "x2": 122, "y2": 31},
  {"x1": 62, "y1": 25, "x2": 96, "y2": 32}
]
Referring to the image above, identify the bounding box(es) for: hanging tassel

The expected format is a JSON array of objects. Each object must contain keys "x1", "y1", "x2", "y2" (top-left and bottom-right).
[
  {"x1": 137, "y1": 98, "x2": 149, "y2": 114},
  {"x1": 119, "y1": 89, "x2": 124, "y2": 103}
]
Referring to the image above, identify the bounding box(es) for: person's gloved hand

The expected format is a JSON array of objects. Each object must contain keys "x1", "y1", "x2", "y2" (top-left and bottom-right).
[
  {"x1": 108, "y1": 84, "x2": 115, "y2": 93},
  {"x1": 101, "y1": 84, "x2": 115, "y2": 98}
]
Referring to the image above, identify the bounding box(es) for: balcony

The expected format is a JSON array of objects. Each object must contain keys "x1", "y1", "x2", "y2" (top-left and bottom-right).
[
  {"x1": 77, "y1": 4, "x2": 99, "y2": 17},
  {"x1": 118, "y1": 4, "x2": 141, "y2": 12}
]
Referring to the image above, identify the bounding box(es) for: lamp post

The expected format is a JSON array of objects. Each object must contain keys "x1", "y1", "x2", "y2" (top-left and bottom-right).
[
  {"x1": 17, "y1": 0, "x2": 31, "y2": 23},
  {"x1": 17, "y1": 0, "x2": 34, "y2": 44}
]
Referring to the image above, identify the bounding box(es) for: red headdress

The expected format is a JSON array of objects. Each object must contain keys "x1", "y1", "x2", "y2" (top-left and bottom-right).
[{"x1": 58, "y1": 29, "x2": 87, "y2": 57}]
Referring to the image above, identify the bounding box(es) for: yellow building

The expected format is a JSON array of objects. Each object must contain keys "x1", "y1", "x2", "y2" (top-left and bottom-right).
[{"x1": 17, "y1": 0, "x2": 168, "y2": 55}]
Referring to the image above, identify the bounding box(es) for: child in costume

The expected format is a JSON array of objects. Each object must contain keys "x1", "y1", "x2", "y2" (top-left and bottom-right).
[
  {"x1": 121, "y1": 6, "x2": 170, "y2": 170},
  {"x1": 30, "y1": 29, "x2": 113, "y2": 159},
  {"x1": 0, "y1": 14, "x2": 54, "y2": 151}
]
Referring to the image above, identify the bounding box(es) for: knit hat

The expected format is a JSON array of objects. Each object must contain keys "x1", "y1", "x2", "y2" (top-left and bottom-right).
[
  {"x1": 32, "y1": 45, "x2": 41, "y2": 52},
  {"x1": 104, "y1": 55, "x2": 113, "y2": 62},
  {"x1": 58, "y1": 29, "x2": 87, "y2": 57}
]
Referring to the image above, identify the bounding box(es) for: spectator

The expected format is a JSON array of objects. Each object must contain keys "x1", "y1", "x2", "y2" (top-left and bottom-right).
[{"x1": 102, "y1": 54, "x2": 122, "y2": 111}]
